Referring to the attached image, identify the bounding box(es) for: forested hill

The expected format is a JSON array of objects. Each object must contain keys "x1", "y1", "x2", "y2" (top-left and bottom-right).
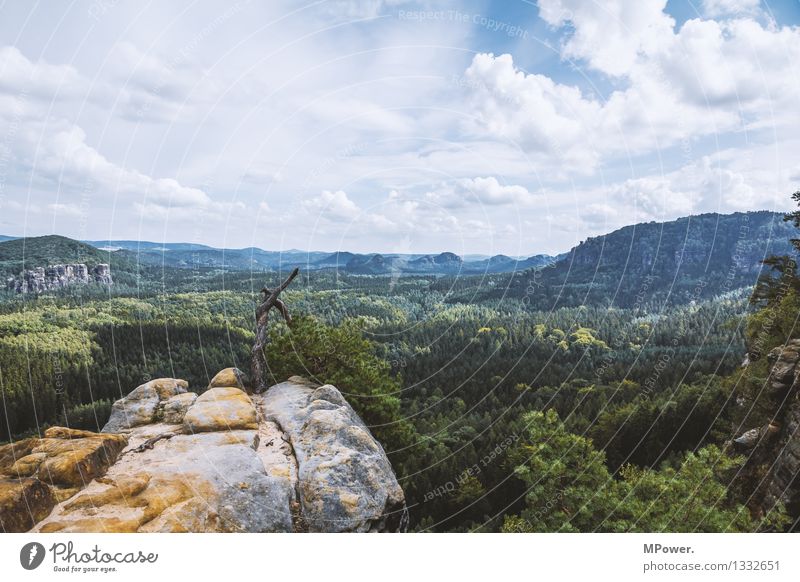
[
  {"x1": 491, "y1": 211, "x2": 795, "y2": 308},
  {"x1": 2, "y1": 211, "x2": 793, "y2": 306},
  {"x1": 0, "y1": 235, "x2": 148, "y2": 291},
  {"x1": 0, "y1": 235, "x2": 115, "y2": 278}
]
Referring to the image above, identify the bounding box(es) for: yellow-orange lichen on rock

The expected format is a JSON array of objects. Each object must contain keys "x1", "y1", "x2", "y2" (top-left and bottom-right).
[
  {"x1": 183, "y1": 387, "x2": 258, "y2": 432},
  {"x1": 33, "y1": 426, "x2": 293, "y2": 533},
  {"x1": 150, "y1": 378, "x2": 189, "y2": 399},
  {"x1": 207, "y1": 367, "x2": 246, "y2": 390},
  {"x1": 34, "y1": 433, "x2": 128, "y2": 488},
  {"x1": 0, "y1": 428, "x2": 127, "y2": 532},
  {"x1": 64, "y1": 474, "x2": 151, "y2": 511},
  {"x1": 2, "y1": 370, "x2": 407, "y2": 533},
  {"x1": 0, "y1": 477, "x2": 55, "y2": 532}
]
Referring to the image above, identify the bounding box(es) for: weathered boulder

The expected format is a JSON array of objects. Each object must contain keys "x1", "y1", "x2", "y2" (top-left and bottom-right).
[
  {"x1": 262, "y1": 377, "x2": 408, "y2": 532},
  {"x1": 208, "y1": 367, "x2": 247, "y2": 390},
  {"x1": 0, "y1": 427, "x2": 126, "y2": 532},
  {"x1": 766, "y1": 343, "x2": 800, "y2": 396},
  {"x1": 1, "y1": 427, "x2": 126, "y2": 488},
  {"x1": 162, "y1": 392, "x2": 197, "y2": 424},
  {"x1": 734, "y1": 427, "x2": 761, "y2": 449},
  {"x1": 103, "y1": 378, "x2": 188, "y2": 432},
  {"x1": 183, "y1": 387, "x2": 258, "y2": 432},
  {"x1": 733, "y1": 423, "x2": 780, "y2": 450}
]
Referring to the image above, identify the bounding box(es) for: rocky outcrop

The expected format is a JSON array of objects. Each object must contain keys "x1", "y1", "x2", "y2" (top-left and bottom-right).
[
  {"x1": 733, "y1": 339, "x2": 800, "y2": 527},
  {"x1": 762, "y1": 403, "x2": 800, "y2": 519},
  {"x1": 262, "y1": 378, "x2": 408, "y2": 532},
  {"x1": 0, "y1": 427, "x2": 127, "y2": 532},
  {"x1": 6, "y1": 263, "x2": 112, "y2": 294},
  {"x1": 1, "y1": 368, "x2": 407, "y2": 532},
  {"x1": 183, "y1": 387, "x2": 258, "y2": 432},
  {"x1": 102, "y1": 378, "x2": 189, "y2": 432}
]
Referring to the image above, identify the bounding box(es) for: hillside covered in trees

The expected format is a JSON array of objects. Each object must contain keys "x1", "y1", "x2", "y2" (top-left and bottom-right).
[{"x1": 1, "y1": 208, "x2": 799, "y2": 532}]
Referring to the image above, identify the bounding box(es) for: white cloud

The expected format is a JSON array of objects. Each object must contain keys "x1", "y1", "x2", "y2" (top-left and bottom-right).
[
  {"x1": 0, "y1": 1, "x2": 797, "y2": 254},
  {"x1": 588, "y1": 155, "x2": 779, "y2": 228},
  {"x1": 0, "y1": 46, "x2": 85, "y2": 100},
  {"x1": 107, "y1": 41, "x2": 221, "y2": 123},
  {"x1": 302, "y1": 190, "x2": 360, "y2": 221},
  {"x1": 28, "y1": 125, "x2": 212, "y2": 208},
  {"x1": 702, "y1": 0, "x2": 762, "y2": 18},
  {"x1": 0, "y1": 43, "x2": 210, "y2": 125},
  {"x1": 425, "y1": 176, "x2": 538, "y2": 208},
  {"x1": 463, "y1": 53, "x2": 602, "y2": 170},
  {"x1": 535, "y1": 0, "x2": 800, "y2": 115},
  {"x1": 463, "y1": 3, "x2": 800, "y2": 171},
  {"x1": 538, "y1": 0, "x2": 675, "y2": 77},
  {"x1": 46, "y1": 203, "x2": 84, "y2": 217}
]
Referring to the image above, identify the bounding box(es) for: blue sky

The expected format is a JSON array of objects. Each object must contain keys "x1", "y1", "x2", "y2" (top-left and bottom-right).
[{"x1": 1, "y1": 0, "x2": 799, "y2": 255}]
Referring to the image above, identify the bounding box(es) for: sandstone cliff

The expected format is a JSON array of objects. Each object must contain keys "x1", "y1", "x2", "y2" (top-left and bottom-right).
[
  {"x1": 6, "y1": 263, "x2": 112, "y2": 294},
  {"x1": 733, "y1": 340, "x2": 800, "y2": 527},
  {"x1": 0, "y1": 369, "x2": 407, "y2": 532}
]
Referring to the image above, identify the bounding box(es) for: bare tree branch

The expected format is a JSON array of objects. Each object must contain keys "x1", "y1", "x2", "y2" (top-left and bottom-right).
[{"x1": 251, "y1": 268, "x2": 299, "y2": 393}]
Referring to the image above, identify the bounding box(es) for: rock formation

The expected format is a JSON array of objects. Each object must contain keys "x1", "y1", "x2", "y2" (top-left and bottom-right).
[
  {"x1": 0, "y1": 428, "x2": 127, "y2": 532},
  {"x1": 732, "y1": 339, "x2": 800, "y2": 526},
  {"x1": 6, "y1": 263, "x2": 112, "y2": 294},
  {"x1": 262, "y1": 378, "x2": 407, "y2": 532},
  {"x1": 0, "y1": 369, "x2": 407, "y2": 533}
]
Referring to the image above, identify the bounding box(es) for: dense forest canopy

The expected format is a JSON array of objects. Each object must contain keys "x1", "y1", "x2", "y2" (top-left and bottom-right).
[{"x1": 1, "y1": 208, "x2": 799, "y2": 531}]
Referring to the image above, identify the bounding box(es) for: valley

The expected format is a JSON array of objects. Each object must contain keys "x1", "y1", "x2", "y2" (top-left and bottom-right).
[{"x1": 1, "y1": 209, "x2": 798, "y2": 532}]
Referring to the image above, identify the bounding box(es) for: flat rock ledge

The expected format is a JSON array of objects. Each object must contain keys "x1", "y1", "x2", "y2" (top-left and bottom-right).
[{"x1": 1, "y1": 369, "x2": 407, "y2": 533}]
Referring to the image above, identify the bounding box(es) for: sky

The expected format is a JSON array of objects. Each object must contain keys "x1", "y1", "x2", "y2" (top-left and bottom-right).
[{"x1": 0, "y1": 0, "x2": 799, "y2": 256}]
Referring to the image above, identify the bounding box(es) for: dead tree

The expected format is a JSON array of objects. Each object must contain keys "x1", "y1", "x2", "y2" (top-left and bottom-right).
[{"x1": 251, "y1": 267, "x2": 299, "y2": 393}]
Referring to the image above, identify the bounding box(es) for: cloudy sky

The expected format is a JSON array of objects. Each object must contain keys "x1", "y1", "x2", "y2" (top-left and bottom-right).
[{"x1": 1, "y1": 0, "x2": 799, "y2": 255}]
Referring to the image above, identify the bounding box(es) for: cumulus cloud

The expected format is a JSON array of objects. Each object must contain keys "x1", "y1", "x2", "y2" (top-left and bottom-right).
[
  {"x1": 537, "y1": 0, "x2": 800, "y2": 114},
  {"x1": 425, "y1": 176, "x2": 538, "y2": 208},
  {"x1": 0, "y1": 97, "x2": 214, "y2": 228},
  {"x1": 538, "y1": 0, "x2": 675, "y2": 77},
  {"x1": 293, "y1": 188, "x2": 518, "y2": 252},
  {"x1": 590, "y1": 155, "x2": 775, "y2": 228},
  {"x1": 0, "y1": 46, "x2": 85, "y2": 100},
  {"x1": 26, "y1": 125, "x2": 212, "y2": 208},
  {"x1": 463, "y1": 3, "x2": 800, "y2": 173},
  {"x1": 302, "y1": 190, "x2": 361, "y2": 221},
  {"x1": 463, "y1": 53, "x2": 602, "y2": 169},
  {"x1": 657, "y1": 17, "x2": 800, "y2": 112},
  {"x1": 0, "y1": 42, "x2": 212, "y2": 124},
  {"x1": 701, "y1": 0, "x2": 762, "y2": 18}
]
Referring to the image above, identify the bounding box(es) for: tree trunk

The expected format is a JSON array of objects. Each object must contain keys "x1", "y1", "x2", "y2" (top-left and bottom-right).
[
  {"x1": 250, "y1": 268, "x2": 299, "y2": 393},
  {"x1": 252, "y1": 311, "x2": 271, "y2": 393}
]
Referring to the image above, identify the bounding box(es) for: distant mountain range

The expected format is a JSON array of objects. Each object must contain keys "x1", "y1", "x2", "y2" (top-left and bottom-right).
[
  {"x1": 0, "y1": 211, "x2": 794, "y2": 289},
  {"x1": 0, "y1": 236, "x2": 562, "y2": 276}
]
